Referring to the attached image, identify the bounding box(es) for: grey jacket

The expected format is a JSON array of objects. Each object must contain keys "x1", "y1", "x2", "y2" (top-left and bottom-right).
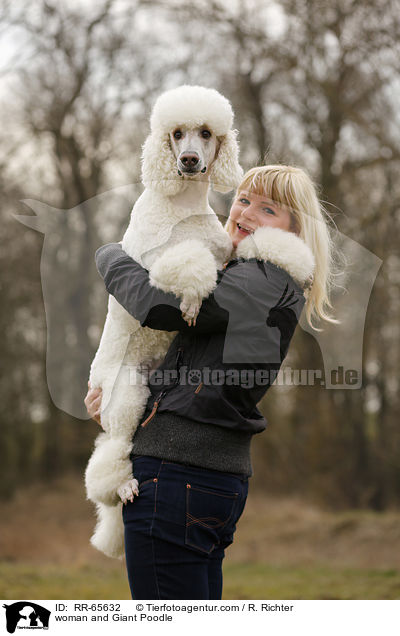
[{"x1": 95, "y1": 226, "x2": 315, "y2": 476}]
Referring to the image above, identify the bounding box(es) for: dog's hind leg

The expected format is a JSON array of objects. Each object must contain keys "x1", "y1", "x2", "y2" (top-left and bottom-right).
[
  {"x1": 85, "y1": 433, "x2": 134, "y2": 506},
  {"x1": 85, "y1": 365, "x2": 151, "y2": 506}
]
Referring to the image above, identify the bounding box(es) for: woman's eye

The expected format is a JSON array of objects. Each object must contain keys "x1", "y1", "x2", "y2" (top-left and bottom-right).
[
  {"x1": 201, "y1": 129, "x2": 211, "y2": 139},
  {"x1": 239, "y1": 198, "x2": 250, "y2": 204},
  {"x1": 263, "y1": 207, "x2": 276, "y2": 215},
  {"x1": 173, "y1": 129, "x2": 182, "y2": 139}
]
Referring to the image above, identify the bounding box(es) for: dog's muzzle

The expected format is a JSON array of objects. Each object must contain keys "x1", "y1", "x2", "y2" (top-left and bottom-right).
[
  {"x1": 178, "y1": 151, "x2": 205, "y2": 175},
  {"x1": 178, "y1": 166, "x2": 207, "y2": 176}
]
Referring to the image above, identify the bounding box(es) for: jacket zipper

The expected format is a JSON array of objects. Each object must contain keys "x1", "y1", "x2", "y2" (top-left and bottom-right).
[{"x1": 141, "y1": 346, "x2": 184, "y2": 427}]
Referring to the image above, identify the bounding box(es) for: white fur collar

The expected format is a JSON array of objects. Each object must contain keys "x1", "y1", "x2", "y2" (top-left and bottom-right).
[{"x1": 235, "y1": 226, "x2": 315, "y2": 290}]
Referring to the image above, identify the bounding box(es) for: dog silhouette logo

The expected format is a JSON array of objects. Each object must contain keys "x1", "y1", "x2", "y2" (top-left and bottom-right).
[{"x1": 2, "y1": 602, "x2": 51, "y2": 633}]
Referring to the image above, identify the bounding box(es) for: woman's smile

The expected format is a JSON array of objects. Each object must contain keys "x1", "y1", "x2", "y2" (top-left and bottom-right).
[{"x1": 236, "y1": 222, "x2": 255, "y2": 236}]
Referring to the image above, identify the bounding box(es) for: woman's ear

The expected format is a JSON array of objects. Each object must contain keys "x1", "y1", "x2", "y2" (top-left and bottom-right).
[
  {"x1": 290, "y1": 213, "x2": 301, "y2": 236},
  {"x1": 209, "y1": 129, "x2": 243, "y2": 194},
  {"x1": 141, "y1": 131, "x2": 184, "y2": 196}
]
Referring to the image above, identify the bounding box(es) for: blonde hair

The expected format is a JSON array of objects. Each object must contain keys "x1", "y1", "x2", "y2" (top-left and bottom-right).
[{"x1": 224, "y1": 164, "x2": 342, "y2": 331}]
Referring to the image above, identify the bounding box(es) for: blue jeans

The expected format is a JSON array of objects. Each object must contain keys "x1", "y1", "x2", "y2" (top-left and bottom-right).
[{"x1": 122, "y1": 455, "x2": 249, "y2": 600}]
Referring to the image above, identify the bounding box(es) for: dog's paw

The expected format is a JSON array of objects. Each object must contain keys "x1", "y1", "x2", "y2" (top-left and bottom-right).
[
  {"x1": 117, "y1": 478, "x2": 139, "y2": 505},
  {"x1": 180, "y1": 299, "x2": 201, "y2": 327},
  {"x1": 149, "y1": 241, "x2": 218, "y2": 300}
]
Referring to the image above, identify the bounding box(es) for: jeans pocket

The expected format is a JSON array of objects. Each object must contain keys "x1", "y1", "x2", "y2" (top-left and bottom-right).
[
  {"x1": 185, "y1": 483, "x2": 239, "y2": 554},
  {"x1": 132, "y1": 456, "x2": 161, "y2": 488}
]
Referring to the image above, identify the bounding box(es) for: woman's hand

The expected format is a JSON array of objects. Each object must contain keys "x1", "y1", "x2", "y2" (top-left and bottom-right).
[{"x1": 84, "y1": 382, "x2": 103, "y2": 429}]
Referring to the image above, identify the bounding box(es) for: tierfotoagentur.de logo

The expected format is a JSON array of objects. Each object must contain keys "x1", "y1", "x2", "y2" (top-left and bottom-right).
[{"x1": 2, "y1": 602, "x2": 51, "y2": 633}]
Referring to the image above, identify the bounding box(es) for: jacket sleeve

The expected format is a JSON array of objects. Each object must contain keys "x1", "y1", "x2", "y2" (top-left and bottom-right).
[{"x1": 95, "y1": 243, "x2": 230, "y2": 334}]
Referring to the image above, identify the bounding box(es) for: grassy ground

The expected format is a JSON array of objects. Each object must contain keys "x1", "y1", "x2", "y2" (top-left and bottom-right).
[
  {"x1": 1, "y1": 475, "x2": 400, "y2": 600},
  {"x1": 223, "y1": 563, "x2": 400, "y2": 600},
  {"x1": 1, "y1": 561, "x2": 399, "y2": 600}
]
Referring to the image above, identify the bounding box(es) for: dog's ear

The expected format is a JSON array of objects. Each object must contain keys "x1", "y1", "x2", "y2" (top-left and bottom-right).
[
  {"x1": 141, "y1": 131, "x2": 184, "y2": 196},
  {"x1": 209, "y1": 129, "x2": 243, "y2": 194}
]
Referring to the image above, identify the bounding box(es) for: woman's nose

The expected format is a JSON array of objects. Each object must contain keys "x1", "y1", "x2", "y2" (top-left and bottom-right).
[{"x1": 242, "y1": 204, "x2": 257, "y2": 219}]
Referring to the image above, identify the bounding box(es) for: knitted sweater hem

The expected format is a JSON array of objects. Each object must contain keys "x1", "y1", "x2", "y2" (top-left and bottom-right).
[{"x1": 131, "y1": 408, "x2": 253, "y2": 478}]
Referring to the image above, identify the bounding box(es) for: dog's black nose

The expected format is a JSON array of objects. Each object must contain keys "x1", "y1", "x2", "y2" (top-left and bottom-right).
[{"x1": 180, "y1": 153, "x2": 199, "y2": 167}]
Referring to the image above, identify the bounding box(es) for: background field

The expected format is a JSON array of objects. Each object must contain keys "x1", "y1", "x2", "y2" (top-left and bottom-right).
[{"x1": 1, "y1": 475, "x2": 399, "y2": 600}]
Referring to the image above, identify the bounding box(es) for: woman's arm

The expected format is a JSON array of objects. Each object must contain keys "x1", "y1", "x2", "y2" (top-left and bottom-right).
[
  {"x1": 95, "y1": 243, "x2": 230, "y2": 334},
  {"x1": 96, "y1": 242, "x2": 306, "y2": 365}
]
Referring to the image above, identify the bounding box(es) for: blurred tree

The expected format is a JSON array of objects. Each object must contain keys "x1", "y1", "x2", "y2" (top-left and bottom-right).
[
  {"x1": 1, "y1": 0, "x2": 399, "y2": 508},
  {"x1": 0, "y1": 0, "x2": 184, "y2": 491}
]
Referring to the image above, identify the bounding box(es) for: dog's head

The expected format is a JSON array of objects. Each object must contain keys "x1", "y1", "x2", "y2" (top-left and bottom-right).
[
  {"x1": 141, "y1": 85, "x2": 243, "y2": 195},
  {"x1": 168, "y1": 125, "x2": 219, "y2": 178}
]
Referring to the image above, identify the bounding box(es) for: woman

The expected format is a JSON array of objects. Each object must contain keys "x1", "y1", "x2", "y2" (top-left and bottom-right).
[{"x1": 85, "y1": 165, "x2": 338, "y2": 600}]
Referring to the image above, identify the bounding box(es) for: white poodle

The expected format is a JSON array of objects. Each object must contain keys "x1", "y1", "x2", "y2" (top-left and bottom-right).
[{"x1": 85, "y1": 85, "x2": 243, "y2": 559}]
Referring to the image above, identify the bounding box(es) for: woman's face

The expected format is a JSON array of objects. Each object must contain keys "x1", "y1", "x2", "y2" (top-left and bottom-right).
[{"x1": 229, "y1": 190, "x2": 295, "y2": 247}]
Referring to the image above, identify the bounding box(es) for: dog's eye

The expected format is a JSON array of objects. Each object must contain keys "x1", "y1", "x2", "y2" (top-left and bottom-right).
[
  {"x1": 173, "y1": 129, "x2": 182, "y2": 139},
  {"x1": 201, "y1": 129, "x2": 211, "y2": 139}
]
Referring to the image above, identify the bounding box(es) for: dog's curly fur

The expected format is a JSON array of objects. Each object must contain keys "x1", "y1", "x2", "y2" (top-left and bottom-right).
[{"x1": 85, "y1": 85, "x2": 242, "y2": 559}]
